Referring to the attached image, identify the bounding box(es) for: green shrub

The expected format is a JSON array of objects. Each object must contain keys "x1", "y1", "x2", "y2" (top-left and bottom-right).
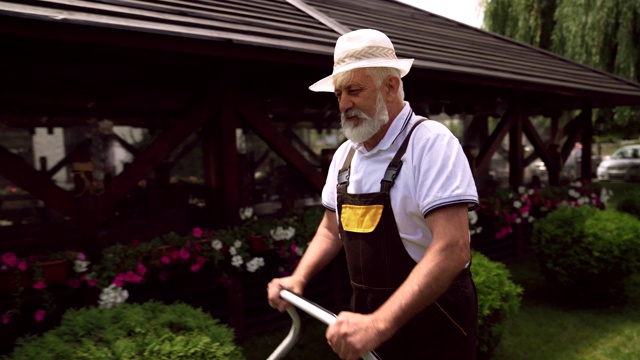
[
  {"x1": 532, "y1": 206, "x2": 640, "y2": 303},
  {"x1": 472, "y1": 251, "x2": 523, "y2": 360},
  {"x1": 616, "y1": 189, "x2": 640, "y2": 219},
  {"x1": 4, "y1": 301, "x2": 245, "y2": 360}
]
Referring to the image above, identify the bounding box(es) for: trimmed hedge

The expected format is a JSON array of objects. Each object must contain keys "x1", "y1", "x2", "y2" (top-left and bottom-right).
[
  {"x1": 3, "y1": 301, "x2": 245, "y2": 360},
  {"x1": 532, "y1": 205, "x2": 640, "y2": 303},
  {"x1": 472, "y1": 251, "x2": 523, "y2": 360}
]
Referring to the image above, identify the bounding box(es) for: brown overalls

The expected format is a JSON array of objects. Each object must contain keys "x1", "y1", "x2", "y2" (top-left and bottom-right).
[{"x1": 336, "y1": 120, "x2": 478, "y2": 359}]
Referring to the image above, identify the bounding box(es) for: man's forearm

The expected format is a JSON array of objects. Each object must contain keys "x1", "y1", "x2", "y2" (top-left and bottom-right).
[
  {"x1": 371, "y1": 240, "x2": 468, "y2": 341},
  {"x1": 292, "y1": 211, "x2": 343, "y2": 287}
]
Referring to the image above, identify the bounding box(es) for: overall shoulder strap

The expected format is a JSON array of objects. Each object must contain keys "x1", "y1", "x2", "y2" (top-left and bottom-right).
[
  {"x1": 380, "y1": 118, "x2": 428, "y2": 193},
  {"x1": 337, "y1": 147, "x2": 356, "y2": 194}
]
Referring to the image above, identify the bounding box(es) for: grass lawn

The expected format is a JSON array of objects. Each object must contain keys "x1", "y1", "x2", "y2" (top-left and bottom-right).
[
  {"x1": 242, "y1": 257, "x2": 640, "y2": 360},
  {"x1": 493, "y1": 257, "x2": 640, "y2": 360}
]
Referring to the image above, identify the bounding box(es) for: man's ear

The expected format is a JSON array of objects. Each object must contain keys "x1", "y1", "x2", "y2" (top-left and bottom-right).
[{"x1": 385, "y1": 75, "x2": 401, "y2": 98}]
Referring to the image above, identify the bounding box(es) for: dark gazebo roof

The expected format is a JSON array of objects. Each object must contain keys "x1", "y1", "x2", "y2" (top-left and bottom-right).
[{"x1": 2, "y1": 0, "x2": 639, "y2": 114}]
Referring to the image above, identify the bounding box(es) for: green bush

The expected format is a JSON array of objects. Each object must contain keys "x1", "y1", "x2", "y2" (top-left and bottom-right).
[
  {"x1": 4, "y1": 301, "x2": 245, "y2": 360},
  {"x1": 472, "y1": 251, "x2": 523, "y2": 360},
  {"x1": 616, "y1": 189, "x2": 640, "y2": 219},
  {"x1": 532, "y1": 206, "x2": 640, "y2": 302}
]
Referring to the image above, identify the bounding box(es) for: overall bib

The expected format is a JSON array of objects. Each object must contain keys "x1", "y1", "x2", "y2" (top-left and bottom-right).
[{"x1": 336, "y1": 120, "x2": 478, "y2": 359}]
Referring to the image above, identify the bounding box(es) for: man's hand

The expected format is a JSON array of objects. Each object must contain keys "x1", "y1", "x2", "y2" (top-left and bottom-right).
[
  {"x1": 266, "y1": 276, "x2": 304, "y2": 312},
  {"x1": 326, "y1": 311, "x2": 384, "y2": 360}
]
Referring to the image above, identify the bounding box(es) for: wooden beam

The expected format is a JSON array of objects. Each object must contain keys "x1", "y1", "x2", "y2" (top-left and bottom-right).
[
  {"x1": 46, "y1": 138, "x2": 91, "y2": 178},
  {"x1": 475, "y1": 108, "x2": 516, "y2": 175},
  {"x1": 560, "y1": 111, "x2": 586, "y2": 164},
  {"x1": 580, "y1": 107, "x2": 593, "y2": 182},
  {"x1": 99, "y1": 95, "x2": 217, "y2": 219},
  {"x1": 0, "y1": 143, "x2": 76, "y2": 217},
  {"x1": 509, "y1": 108, "x2": 524, "y2": 188},
  {"x1": 238, "y1": 104, "x2": 324, "y2": 193},
  {"x1": 283, "y1": 127, "x2": 321, "y2": 165},
  {"x1": 522, "y1": 116, "x2": 555, "y2": 173}
]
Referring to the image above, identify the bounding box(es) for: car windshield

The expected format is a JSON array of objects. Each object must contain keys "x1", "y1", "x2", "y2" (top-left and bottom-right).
[{"x1": 612, "y1": 147, "x2": 640, "y2": 159}]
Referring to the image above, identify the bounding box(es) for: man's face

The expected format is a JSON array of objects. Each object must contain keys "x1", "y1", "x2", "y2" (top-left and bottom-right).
[{"x1": 334, "y1": 69, "x2": 389, "y2": 143}]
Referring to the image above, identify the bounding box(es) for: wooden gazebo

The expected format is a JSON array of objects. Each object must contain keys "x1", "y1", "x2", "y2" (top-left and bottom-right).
[{"x1": 2, "y1": 0, "x2": 640, "y2": 249}]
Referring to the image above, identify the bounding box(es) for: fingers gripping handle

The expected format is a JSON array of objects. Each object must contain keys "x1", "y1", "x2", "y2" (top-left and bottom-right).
[{"x1": 267, "y1": 289, "x2": 381, "y2": 360}]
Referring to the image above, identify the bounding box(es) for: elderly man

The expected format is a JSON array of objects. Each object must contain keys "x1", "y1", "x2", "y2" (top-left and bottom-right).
[{"x1": 267, "y1": 29, "x2": 478, "y2": 359}]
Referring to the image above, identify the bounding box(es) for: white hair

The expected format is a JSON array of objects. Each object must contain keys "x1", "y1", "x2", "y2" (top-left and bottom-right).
[{"x1": 332, "y1": 67, "x2": 405, "y2": 100}]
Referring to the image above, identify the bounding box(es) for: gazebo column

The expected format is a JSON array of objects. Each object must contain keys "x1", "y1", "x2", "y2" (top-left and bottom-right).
[
  {"x1": 580, "y1": 107, "x2": 594, "y2": 182},
  {"x1": 509, "y1": 107, "x2": 524, "y2": 189}
]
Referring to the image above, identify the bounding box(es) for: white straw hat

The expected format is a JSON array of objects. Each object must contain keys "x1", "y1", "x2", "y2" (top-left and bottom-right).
[{"x1": 309, "y1": 29, "x2": 414, "y2": 92}]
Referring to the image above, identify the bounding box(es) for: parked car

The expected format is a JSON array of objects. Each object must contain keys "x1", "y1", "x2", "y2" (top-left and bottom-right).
[
  {"x1": 529, "y1": 143, "x2": 602, "y2": 182},
  {"x1": 597, "y1": 144, "x2": 640, "y2": 181}
]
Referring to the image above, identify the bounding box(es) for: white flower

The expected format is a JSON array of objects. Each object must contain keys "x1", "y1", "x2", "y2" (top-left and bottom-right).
[
  {"x1": 513, "y1": 200, "x2": 522, "y2": 209},
  {"x1": 568, "y1": 189, "x2": 580, "y2": 199},
  {"x1": 239, "y1": 207, "x2": 253, "y2": 220},
  {"x1": 295, "y1": 246, "x2": 305, "y2": 257},
  {"x1": 577, "y1": 196, "x2": 589, "y2": 205},
  {"x1": 515, "y1": 218, "x2": 522, "y2": 224},
  {"x1": 73, "y1": 260, "x2": 90, "y2": 273},
  {"x1": 231, "y1": 255, "x2": 243, "y2": 268},
  {"x1": 98, "y1": 284, "x2": 129, "y2": 309},
  {"x1": 528, "y1": 216, "x2": 534, "y2": 223},
  {"x1": 468, "y1": 211, "x2": 478, "y2": 225},
  {"x1": 600, "y1": 188, "x2": 613, "y2": 204},
  {"x1": 211, "y1": 239, "x2": 223, "y2": 251},
  {"x1": 270, "y1": 226, "x2": 296, "y2": 241},
  {"x1": 518, "y1": 186, "x2": 526, "y2": 194},
  {"x1": 571, "y1": 181, "x2": 582, "y2": 188},
  {"x1": 229, "y1": 247, "x2": 237, "y2": 256},
  {"x1": 233, "y1": 240, "x2": 242, "y2": 248},
  {"x1": 521, "y1": 211, "x2": 529, "y2": 218},
  {"x1": 246, "y1": 257, "x2": 265, "y2": 272}
]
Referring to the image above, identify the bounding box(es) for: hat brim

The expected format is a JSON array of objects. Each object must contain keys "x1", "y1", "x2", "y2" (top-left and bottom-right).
[{"x1": 309, "y1": 58, "x2": 414, "y2": 92}]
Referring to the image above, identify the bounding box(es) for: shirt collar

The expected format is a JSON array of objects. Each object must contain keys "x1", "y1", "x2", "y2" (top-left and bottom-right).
[{"x1": 352, "y1": 102, "x2": 413, "y2": 155}]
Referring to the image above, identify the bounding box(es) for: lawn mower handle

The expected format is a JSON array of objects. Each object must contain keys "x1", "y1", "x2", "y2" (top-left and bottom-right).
[{"x1": 266, "y1": 289, "x2": 381, "y2": 360}]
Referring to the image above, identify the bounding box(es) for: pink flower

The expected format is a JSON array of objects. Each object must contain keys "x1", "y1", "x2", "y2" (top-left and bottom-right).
[
  {"x1": 190, "y1": 264, "x2": 201, "y2": 272},
  {"x1": 124, "y1": 271, "x2": 142, "y2": 283},
  {"x1": 76, "y1": 252, "x2": 86, "y2": 260},
  {"x1": 195, "y1": 256, "x2": 206, "y2": 266},
  {"x1": 137, "y1": 264, "x2": 146, "y2": 276},
  {"x1": 170, "y1": 250, "x2": 180, "y2": 259},
  {"x1": 2, "y1": 312, "x2": 10, "y2": 324},
  {"x1": 32, "y1": 281, "x2": 47, "y2": 290},
  {"x1": 68, "y1": 278, "x2": 81, "y2": 288},
  {"x1": 112, "y1": 276, "x2": 124, "y2": 287},
  {"x1": 86, "y1": 278, "x2": 98, "y2": 287},
  {"x1": 179, "y1": 249, "x2": 190, "y2": 259},
  {"x1": 1, "y1": 252, "x2": 18, "y2": 267},
  {"x1": 17, "y1": 261, "x2": 27, "y2": 271},
  {"x1": 34, "y1": 310, "x2": 46, "y2": 322},
  {"x1": 161, "y1": 256, "x2": 171, "y2": 264},
  {"x1": 192, "y1": 227, "x2": 203, "y2": 238}
]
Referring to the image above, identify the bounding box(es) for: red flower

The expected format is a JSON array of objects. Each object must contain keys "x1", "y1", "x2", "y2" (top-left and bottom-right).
[
  {"x1": 34, "y1": 310, "x2": 46, "y2": 322},
  {"x1": 1, "y1": 252, "x2": 18, "y2": 267},
  {"x1": 17, "y1": 261, "x2": 27, "y2": 271},
  {"x1": 32, "y1": 281, "x2": 47, "y2": 290},
  {"x1": 192, "y1": 227, "x2": 203, "y2": 238},
  {"x1": 2, "y1": 312, "x2": 10, "y2": 324}
]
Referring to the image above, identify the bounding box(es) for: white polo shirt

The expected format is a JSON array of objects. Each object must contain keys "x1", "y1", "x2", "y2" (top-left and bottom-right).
[{"x1": 322, "y1": 102, "x2": 479, "y2": 262}]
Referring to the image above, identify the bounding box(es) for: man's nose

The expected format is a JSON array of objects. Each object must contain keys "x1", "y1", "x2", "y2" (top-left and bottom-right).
[{"x1": 338, "y1": 95, "x2": 353, "y2": 113}]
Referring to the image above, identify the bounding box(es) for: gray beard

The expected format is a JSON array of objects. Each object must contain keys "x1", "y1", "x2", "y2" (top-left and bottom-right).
[{"x1": 340, "y1": 93, "x2": 389, "y2": 143}]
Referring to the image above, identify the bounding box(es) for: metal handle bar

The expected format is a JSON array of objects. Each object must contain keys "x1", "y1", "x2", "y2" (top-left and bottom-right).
[{"x1": 267, "y1": 289, "x2": 381, "y2": 360}]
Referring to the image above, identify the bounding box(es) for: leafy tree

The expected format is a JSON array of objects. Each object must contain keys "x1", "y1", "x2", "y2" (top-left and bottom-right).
[{"x1": 482, "y1": 0, "x2": 640, "y2": 139}]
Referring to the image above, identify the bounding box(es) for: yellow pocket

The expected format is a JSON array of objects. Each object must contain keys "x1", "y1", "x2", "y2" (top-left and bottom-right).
[{"x1": 340, "y1": 204, "x2": 383, "y2": 233}]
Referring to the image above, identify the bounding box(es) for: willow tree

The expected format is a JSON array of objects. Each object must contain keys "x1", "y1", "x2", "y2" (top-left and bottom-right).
[{"x1": 482, "y1": 0, "x2": 640, "y2": 138}]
